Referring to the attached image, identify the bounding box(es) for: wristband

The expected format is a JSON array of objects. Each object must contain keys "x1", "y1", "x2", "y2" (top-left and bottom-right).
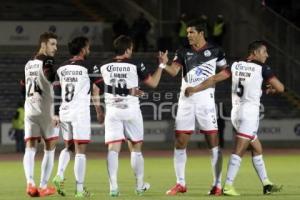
[{"x1": 159, "y1": 63, "x2": 166, "y2": 69}]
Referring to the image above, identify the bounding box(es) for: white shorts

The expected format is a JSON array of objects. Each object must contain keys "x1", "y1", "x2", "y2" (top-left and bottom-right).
[
  {"x1": 175, "y1": 100, "x2": 218, "y2": 134},
  {"x1": 24, "y1": 114, "x2": 59, "y2": 142},
  {"x1": 60, "y1": 115, "x2": 91, "y2": 144},
  {"x1": 105, "y1": 106, "x2": 143, "y2": 144},
  {"x1": 231, "y1": 105, "x2": 259, "y2": 140}
]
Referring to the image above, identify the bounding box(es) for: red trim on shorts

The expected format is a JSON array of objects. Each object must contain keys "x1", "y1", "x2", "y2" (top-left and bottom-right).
[
  {"x1": 105, "y1": 139, "x2": 125, "y2": 145},
  {"x1": 73, "y1": 139, "x2": 91, "y2": 144},
  {"x1": 175, "y1": 130, "x2": 193, "y2": 135},
  {"x1": 64, "y1": 139, "x2": 74, "y2": 144},
  {"x1": 25, "y1": 136, "x2": 41, "y2": 142},
  {"x1": 199, "y1": 130, "x2": 218, "y2": 134},
  {"x1": 236, "y1": 132, "x2": 255, "y2": 140},
  {"x1": 44, "y1": 136, "x2": 59, "y2": 142}
]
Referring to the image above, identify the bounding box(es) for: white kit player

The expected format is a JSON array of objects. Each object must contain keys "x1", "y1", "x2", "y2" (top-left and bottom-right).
[
  {"x1": 160, "y1": 20, "x2": 226, "y2": 196},
  {"x1": 185, "y1": 40, "x2": 284, "y2": 196},
  {"x1": 51, "y1": 36, "x2": 138, "y2": 197},
  {"x1": 51, "y1": 36, "x2": 115, "y2": 198},
  {"x1": 22, "y1": 32, "x2": 59, "y2": 197},
  {"x1": 100, "y1": 35, "x2": 164, "y2": 197}
]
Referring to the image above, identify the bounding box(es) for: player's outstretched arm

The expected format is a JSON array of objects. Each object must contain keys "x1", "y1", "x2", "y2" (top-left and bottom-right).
[
  {"x1": 185, "y1": 69, "x2": 230, "y2": 97},
  {"x1": 142, "y1": 51, "x2": 166, "y2": 88},
  {"x1": 143, "y1": 67, "x2": 163, "y2": 88},
  {"x1": 159, "y1": 50, "x2": 181, "y2": 77},
  {"x1": 266, "y1": 77, "x2": 284, "y2": 94}
]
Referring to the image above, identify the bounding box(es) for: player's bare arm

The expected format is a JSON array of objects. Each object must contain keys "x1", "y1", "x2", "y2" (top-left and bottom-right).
[
  {"x1": 92, "y1": 83, "x2": 105, "y2": 124},
  {"x1": 266, "y1": 77, "x2": 285, "y2": 94},
  {"x1": 142, "y1": 51, "x2": 165, "y2": 88},
  {"x1": 185, "y1": 69, "x2": 231, "y2": 97},
  {"x1": 159, "y1": 50, "x2": 181, "y2": 77}
]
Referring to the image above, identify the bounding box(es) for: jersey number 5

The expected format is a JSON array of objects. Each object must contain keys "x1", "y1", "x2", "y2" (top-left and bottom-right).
[{"x1": 236, "y1": 78, "x2": 244, "y2": 97}]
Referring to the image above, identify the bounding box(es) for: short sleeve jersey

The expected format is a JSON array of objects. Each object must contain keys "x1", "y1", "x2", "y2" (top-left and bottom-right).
[
  {"x1": 173, "y1": 43, "x2": 227, "y2": 100},
  {"x1": 24, "y1": 55, "x2": 55, "y2": 116},
  {"x1": 99, "y1": 58, "x2": 149, "y2": 108},
  {"x1": 55, "y1": 58, "x2": 102, "y2": 121},
  {"x1": 227, "y1": 60, "x2": 275, "y2": 106}
]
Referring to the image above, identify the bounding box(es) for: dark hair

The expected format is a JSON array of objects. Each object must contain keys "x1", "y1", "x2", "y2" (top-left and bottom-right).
[
  {"x1": 247, "y1": 40, "x2": 267, "y2": 55},
  {"x1": 113, "y1": 35, "x2": 133, "y2": 55},
  {"x1": 37, "y1": 32, "x2": 57, "y2": 50},
  {"x1": 68, "y1": 36, "x2": 89, "y2": 55},
  {"x1": 186, "y1": 20, "x2": 207, "y2": 33}
]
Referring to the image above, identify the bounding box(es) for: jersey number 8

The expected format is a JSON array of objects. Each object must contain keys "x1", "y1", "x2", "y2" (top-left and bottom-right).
[{"x1": 65, "y1": 83, "x2": 75, "y2": 102}]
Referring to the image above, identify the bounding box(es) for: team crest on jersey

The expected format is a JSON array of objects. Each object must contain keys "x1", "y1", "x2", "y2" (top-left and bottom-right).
[{"x1": 204, "y1": 50, "x2": 211, "y2": 57}]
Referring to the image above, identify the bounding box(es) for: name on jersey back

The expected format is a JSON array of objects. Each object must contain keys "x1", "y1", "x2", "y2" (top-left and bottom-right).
[{"x1": 234, "y1": 63, "x2": 255, "y2": 78}]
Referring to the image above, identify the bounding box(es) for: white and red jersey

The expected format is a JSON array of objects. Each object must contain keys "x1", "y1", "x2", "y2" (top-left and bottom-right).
[
  {"x1": 54, "y1": 58, "x2": 103, "y2": 121},
  {"x1": 173, "y1": 43, "x2": 227, "y2": 102},
  {"x1": 24, "y1": 55, "x2": 55, "y2": 117},
  {"x1": 226, "y1": 60, "x2": 275, "y2": 108},
  {"x1": 99, "y1": 58, "x2": 149, "y2": 109},
  {"x1": 226, "y1": 60, "x2": 275, "y2": 139}
]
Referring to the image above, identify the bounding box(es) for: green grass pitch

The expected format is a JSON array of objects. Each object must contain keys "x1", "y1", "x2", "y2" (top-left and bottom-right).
[{"x1": 0, "y1": 153, "x2": 299, "y2": 200}]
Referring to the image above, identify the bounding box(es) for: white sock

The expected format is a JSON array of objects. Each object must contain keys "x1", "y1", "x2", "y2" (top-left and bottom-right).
[
  {"x1": 23, "y1": 147, "x2": 36, "y2": 185},
  {"x1": 74, "y1": 154, "x2": 86, "y2": 192},
  {"x1": 57, "y1": 148, "x2": 71, "y2": 179},
  {"x1": 107, "y1": 151, "x2": 119, "y2": 191},
  {"x1": 252, "y1": 155, "x2": 270, "y2": 185},
  {"x1": 131, "y1": 152, "x2": 144, "y2": 190},
  {"x1": 225, "y1": 154, "x2": 242, "y2": 185},
  {"x1": 40, "y1": 149, "x2": 55, "y2": 188},
  {"x1": 174, "y1": 148, "x2": 186, "y2": 186},
  {"x1": 211, "y1": 146, "x2": 222, "y2": 188}
]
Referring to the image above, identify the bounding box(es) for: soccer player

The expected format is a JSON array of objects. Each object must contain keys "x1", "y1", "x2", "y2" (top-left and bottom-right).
[
  {"x1": 22, "y1": 32, "x2": 59, "y2": 197},
  {"x1": 185, "y1": 40, "x2": 284, "y2": 195},
  {"x1": 160, "y1": 20, "x2": 226, "y2": 195},
  {"x1": 51, "y1": 36, "x2": 106, "y2": 197},
  {"x1": 99, "y1": 35, "x2": 164, "y2": 197}
]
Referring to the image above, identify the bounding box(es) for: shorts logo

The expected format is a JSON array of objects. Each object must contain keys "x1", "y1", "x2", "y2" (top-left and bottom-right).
[{"x1": 204, "y1": 50, "x2": 211, "y2": 57}]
